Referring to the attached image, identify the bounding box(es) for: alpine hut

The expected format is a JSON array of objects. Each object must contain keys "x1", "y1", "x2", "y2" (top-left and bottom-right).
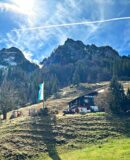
[{"x1": 68, "y1": 91, "x2": 99, "y2": 113}]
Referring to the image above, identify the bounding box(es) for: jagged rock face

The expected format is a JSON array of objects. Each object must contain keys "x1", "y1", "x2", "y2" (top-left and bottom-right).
[{"x1": 41, "y1": 38, "x2": 119, "y2": 66}]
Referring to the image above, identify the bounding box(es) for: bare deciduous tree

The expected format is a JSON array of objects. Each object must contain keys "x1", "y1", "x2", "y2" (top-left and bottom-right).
[
  {"x1": 95, "y1": 92, "x2": 109, "y2": 112},
  {"x1": 0, "y1": 81, "x2": 18, "y2": 120}
]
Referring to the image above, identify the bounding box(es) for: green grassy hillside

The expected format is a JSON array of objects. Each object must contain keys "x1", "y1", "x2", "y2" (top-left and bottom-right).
[
  {"x1": 0, "y1": 113, "x2": 129, "y2": 160},
  {"x1": 32, "y1": 138, "x2": 130, "y2": 160}
]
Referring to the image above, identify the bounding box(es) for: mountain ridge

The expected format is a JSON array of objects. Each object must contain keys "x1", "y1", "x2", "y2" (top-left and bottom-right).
[
  {"x1": 0, "y1": 39, "x2": 127, "y2": 67},
  {"x1": 41, "y1": 38, "x2": 119, "y2": 66}
]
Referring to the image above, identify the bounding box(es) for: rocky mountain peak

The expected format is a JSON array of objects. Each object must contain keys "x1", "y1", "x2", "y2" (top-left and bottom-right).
[
  {"x1": 0, "y1": 47, "x2": 25, "y2": 66},
  {"x1": 64, "y1": 38, "x2": 85, "y2": 48},
  {"x1": 0, "y1": 47, "x2": 38, "y2": 72},
  {"x1": 41, "y1": 38, "x2": 119, "y2": 66}
]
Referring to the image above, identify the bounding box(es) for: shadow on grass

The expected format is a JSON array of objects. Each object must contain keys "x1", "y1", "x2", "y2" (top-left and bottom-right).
[{"x1": 30, "y1": 112, "x2": 61, "y2": 160}]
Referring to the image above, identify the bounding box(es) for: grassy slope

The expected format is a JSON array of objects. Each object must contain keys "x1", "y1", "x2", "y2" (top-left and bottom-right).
[
  {"x1": 11, "y1": 81, "x2": 129, "y2": 115},
  {"x1": 12, "y1": 81, "x2": 109, "y2": 116},
  {"x1": 0, "y1": 113, "x2": 129, "y2": 160},
  {"x1": 32, "y1": 138, "x2": 130, "y2": 160},
  {"x1": 60, "y1": 138, "x2": 130, "y2": 160},
  {"x1": 0, "y1": 81, "x2": 130, "y2": 160}
]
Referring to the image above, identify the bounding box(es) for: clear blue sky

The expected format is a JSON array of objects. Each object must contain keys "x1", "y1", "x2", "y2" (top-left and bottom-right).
[{"x1": 0, "y1": 0, "x2": 130, "y2": 63}]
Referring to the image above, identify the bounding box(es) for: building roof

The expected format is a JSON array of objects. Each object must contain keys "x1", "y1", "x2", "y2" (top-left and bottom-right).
[{"x1": 68, "y1": 90, "x2": 98, "y2": 104}]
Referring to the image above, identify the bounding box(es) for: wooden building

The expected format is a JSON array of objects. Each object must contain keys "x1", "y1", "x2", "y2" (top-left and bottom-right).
[{"x1": 68, "y1": 91, "x2": 98, "y2": 113}]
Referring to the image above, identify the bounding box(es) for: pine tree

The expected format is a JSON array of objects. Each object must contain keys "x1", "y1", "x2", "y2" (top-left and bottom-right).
[
  {"x1": 72, "y1": 69, "x2": 80, "y2": 85},
  {"x1": 0, "y1": 81, "x2": 18, "y2": 119},
  {"x1": 51, "y1": 75, "x2": 59, "y2": 94},
  {"x1": 108, "y1": 76, "x2": 126, "y2": 114}
]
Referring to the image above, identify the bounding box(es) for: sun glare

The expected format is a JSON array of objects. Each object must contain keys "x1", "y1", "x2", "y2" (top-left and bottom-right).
[{"x1": 11, "y1": 0, "x2": 35, "y2": 15}]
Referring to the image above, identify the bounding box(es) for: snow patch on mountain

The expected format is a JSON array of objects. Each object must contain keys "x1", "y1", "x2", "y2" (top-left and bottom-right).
[
  {"x1": 4, "y1": 57, "x2": 17, "y2": 66},
  {"x1": 0, "y1": 65, "x2": 7, "y2": 69}
]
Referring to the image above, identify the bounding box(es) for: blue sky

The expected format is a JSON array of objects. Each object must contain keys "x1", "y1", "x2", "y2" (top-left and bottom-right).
[{"x1": 0, "y1": 0, "x2": 130, "y2": 63}]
